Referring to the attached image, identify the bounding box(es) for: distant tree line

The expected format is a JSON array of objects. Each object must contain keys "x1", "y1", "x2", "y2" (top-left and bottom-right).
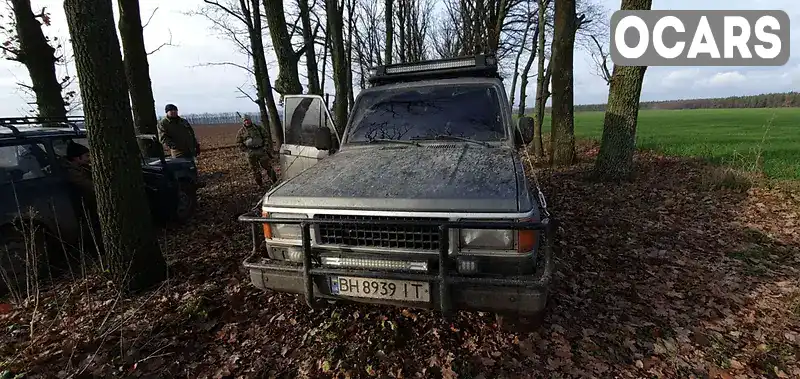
[
  {"x1": 180, "y1": 112, "x2": 274, "y2": 126},
  {"x1": 548, "y1": 91, "x2": 800, "y2": 113}
]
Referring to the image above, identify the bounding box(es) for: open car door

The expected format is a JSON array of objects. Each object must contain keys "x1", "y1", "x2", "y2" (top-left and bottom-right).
[{"x1": 280, "y1": 95, "x2": 340, "y2": 181}]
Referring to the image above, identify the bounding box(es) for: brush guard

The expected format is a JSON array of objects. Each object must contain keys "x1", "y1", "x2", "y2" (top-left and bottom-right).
[{"x1": 237, "y1": 213, "x2": 557, "y2": 317}]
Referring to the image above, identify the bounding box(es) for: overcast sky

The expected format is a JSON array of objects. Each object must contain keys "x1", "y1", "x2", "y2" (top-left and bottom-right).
[{"x1": 0, "y1": 0, "x2": 796, "y2": 116}]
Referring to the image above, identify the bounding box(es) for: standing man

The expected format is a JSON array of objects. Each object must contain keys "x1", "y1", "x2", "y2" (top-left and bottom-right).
[
  {"x1": 157, "y1": 104, "x2": 200, "y2": 159},
  {"x1": 236, "y1": 114, "x2": 278, "y2": 188}
]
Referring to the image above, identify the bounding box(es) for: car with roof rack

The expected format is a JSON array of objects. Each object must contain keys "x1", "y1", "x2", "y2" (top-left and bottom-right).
[
  {"x1": 0, "y1": 116, "x2": 198, "y2": 296},
  {"x1": 237, "y1": 54, "x2": 556, "y2": 328}
]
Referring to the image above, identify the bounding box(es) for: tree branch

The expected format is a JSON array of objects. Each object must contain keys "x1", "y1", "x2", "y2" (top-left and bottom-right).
[
  {"x1": 236, "y1": 85, "x2": 258, "y2": 103},
  {"x1": 191, "y1": 61, "x2": 255, "y2": 75},
  {"x1": 142, "y1": 6, "x2": 159, "y2": 29},
  {"x1": 202, "y1": 0, "x2": 249, "y2": 25},
  {"x1": 146, "y1": 29, "x2": 176, "y2": 55}
]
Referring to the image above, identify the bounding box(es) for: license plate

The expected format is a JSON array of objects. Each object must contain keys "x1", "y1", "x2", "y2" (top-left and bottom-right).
[{"x1": 330, "y1": 276, "x2": 430, "y2": 302}]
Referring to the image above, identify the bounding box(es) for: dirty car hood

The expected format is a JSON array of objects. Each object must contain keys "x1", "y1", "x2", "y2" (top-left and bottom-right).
[{"x1": 265, "y1": 144, "x2": 528, "y2": 212}]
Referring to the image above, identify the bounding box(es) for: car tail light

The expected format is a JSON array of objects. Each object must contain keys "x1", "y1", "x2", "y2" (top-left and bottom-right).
[{"x1": 517, "y1": 218, "x2": 537, "y2": 253}]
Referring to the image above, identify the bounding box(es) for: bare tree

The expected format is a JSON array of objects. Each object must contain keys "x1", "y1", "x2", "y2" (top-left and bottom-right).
[
  {"x1": 262, "y1": 0, "x2": 305, "y2": 96},
  {"x1": 325, "y1": 0, "x2": 348, "y2": 132},
  {"x1": 297, "y1": 0, "x2": 322, "y2": 94},
  {"x1": 192, "y1": 0, "x2": 282, "y2": 146},
  {"x1": 532, "y1": 0, "x2": 552, "y2": 158},
  {"x1": 64, "y1": 0, "x2": 167, "y2": 292},
  {"x1": 595, "y1": 0, "x2": 653, "y2": 180},
  {"x1": 515, "y1": 0, "x2": 542, "y2": 118},
  {"x1": 507, "y1": 0, "x2": 534, "y2": 111},
  {"x1": 117, "y1": 0, "x2": 160, "y2": 155},
  {"x1": 2, "y1": 1, "x2": 66, "y2": 119},
  {"x1": 397, "y1": 0, "x2": 433, "y2": 62},
  {"x1": 549, "y1": 0, "x2": 576, "y2": 166},
  {"x1": 384, "y1": 0, "x2": 392, "y2": 64},
  {"x1": 587, "y1": 34, "x2": 611, "y2": 85}
]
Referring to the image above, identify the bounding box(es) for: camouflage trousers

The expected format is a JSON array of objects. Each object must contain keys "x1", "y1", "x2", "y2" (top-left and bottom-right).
[{"x1": 247, "y1": 153, "x2": 278, "y2": 187}]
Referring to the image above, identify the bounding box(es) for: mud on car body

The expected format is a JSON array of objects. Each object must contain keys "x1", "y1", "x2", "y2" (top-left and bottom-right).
[
  {"x1": 238, "y1": 55, "x2": 556, "y2": 325},
  {"x1": 0, "y1": 117, "x2": 198, "y2": 296}
]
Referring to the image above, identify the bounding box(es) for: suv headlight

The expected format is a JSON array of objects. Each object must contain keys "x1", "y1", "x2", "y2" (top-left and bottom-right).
[
  {"x1": 460, "y1": 229, "x2": 513, "y2": 249},
  {"x1": 262, "y1": 212, "x2": 307, "y2": 240},
  {"x1": 459, "y1": 219, "x2": 538, "y2": 253}
]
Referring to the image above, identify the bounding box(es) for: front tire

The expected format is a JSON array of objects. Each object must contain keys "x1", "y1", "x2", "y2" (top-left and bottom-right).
[{"x1": 173, "y1": 180, "x2": 197, "y2": 223}]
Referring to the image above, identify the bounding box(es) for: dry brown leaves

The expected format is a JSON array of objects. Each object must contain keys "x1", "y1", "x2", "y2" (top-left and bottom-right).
[{"x1": 0, "y1": 135, "x2": 797, "y2": 378}]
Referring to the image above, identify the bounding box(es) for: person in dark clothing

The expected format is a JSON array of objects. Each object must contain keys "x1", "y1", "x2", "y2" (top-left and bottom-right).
[
  {"x1": 157, "y1": 104, "x2": 200, "y2": 159},
  {"x1": 63, "y1": 141, "x2": 102, "y2": 249}
]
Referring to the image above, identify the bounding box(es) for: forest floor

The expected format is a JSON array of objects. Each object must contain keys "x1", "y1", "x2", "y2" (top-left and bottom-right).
[{"x1": 1, "y1": 124, "x2": 799, "y2": 379}]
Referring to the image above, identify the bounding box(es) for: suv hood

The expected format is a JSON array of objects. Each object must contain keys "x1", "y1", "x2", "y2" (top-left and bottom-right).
[{"x1": 265, "y1": 144, "x2": 528, "y2": 212}]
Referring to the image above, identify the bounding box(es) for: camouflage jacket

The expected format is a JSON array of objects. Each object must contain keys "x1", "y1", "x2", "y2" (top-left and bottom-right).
[
  {"x1": 236, "y1": 123, "x2": 272, "y2": 157},
  {"x1": 158, "y1": 116, "x2": 199, "y2": 158}
]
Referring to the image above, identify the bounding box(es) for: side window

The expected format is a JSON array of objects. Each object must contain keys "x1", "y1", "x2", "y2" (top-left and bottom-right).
[
  {"x1": 0, "y1": 144, "x2": 49, "y2": 183},
  {"x1": 284, "y1": 97, "x2": 335, "y2": 146}
]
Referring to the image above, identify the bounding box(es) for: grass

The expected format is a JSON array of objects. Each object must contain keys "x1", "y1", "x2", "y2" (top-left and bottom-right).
[{"x1": 541, "y1": 108, "x2": 800, "y2": 180}]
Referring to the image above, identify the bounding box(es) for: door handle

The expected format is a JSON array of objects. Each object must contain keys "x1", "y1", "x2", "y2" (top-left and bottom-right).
[{"x1": 283, "y1": 150, "x2": 292, "y2": 155}]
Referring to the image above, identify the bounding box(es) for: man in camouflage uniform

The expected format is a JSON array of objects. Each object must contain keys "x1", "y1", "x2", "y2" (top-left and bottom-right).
[
  {"x1": 236, "y1": 115, "x2": 278, "y2": 187},
  {"x1": 158, "y1": 104, "x2": 200, "y2": 159}
]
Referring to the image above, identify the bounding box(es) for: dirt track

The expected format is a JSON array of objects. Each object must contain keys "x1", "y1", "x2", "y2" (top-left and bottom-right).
[{"x1": 1, "y1": 131, "x2": 798, "y2": 378}]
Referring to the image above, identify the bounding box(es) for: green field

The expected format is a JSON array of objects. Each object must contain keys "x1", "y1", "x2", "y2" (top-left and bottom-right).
[{"x1": 544, "y1": 108, "x2": 800, "y2": 180}]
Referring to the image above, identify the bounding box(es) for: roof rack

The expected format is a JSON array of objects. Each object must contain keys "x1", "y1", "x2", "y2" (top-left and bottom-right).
[
  {"x1": 0, "y1": 116, "x2": 85, "y2": 135},
  {"x1": 367, "y1": 54, "x2": 500, "y2": 86}
]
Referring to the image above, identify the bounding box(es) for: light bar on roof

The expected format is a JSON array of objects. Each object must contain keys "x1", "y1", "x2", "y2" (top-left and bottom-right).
[{"x1": 384, "y1": 56, "x2": 477, "y2": 75}]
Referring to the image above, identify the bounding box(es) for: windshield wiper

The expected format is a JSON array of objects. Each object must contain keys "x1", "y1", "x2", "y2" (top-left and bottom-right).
[
  {"x1": 367, "y1": 139, "x2": 420, "y2": 146},
  {"x1": 411, "y1": 135, "x2": 490, "y2": 147}
]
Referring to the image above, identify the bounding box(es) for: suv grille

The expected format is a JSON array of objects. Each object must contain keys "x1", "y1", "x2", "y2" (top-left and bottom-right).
[{"x1": 316, "y1": 215, "x2": 445, "y2": 250}]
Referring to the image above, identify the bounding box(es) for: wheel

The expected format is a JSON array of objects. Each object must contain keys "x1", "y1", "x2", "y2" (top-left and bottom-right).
[
  {"x1": 172, "y1": 180, "x2": 198, "y2": 222},
  {"x1": 0, "y1": 224, "x2": 47, "y2": 299}
]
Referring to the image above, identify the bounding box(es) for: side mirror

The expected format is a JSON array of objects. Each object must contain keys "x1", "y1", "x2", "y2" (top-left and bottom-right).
[
  {"x1": 515, "y1": 116, "x2": 534, "y2": 147},
  {"x1": 314, "y1": 127, "x2": 333, "y2": 150}
]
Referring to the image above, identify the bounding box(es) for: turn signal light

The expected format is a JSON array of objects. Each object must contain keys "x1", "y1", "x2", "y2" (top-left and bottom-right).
[{"x1": 262, "y1": 211, "x2": 272, "y2": 239}]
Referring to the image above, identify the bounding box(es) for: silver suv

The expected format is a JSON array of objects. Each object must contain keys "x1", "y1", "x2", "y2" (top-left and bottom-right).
[{"x1": 239, "y1": 55, "x2": 555, "y2": 325}]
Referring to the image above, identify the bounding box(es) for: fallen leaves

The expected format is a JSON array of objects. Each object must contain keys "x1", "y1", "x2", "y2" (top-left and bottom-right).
[{"x1": 0, "y1": 133, "x2": 798, "y2": 378}]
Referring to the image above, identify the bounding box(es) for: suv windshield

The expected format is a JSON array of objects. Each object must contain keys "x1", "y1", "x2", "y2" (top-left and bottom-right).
[{"x1": 345, "y1": 84, "x2": 505, "y2": 143}]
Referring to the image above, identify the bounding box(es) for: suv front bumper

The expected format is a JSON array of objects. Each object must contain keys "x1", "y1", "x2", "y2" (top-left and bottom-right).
[{"x1": 238, "y1": 216, "x2": 556, "y2": 316}]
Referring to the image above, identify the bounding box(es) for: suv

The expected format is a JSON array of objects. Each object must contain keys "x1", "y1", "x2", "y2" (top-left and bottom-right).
[
  {"x1": 238, "y1": 55, "x2": 555, "y2": 324},
  {"x1": 1, "y1": 116, "x2": 198, "y2": 295}
]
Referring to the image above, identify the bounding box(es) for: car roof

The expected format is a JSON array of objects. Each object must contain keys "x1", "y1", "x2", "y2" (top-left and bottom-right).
[{"x1": 0, "y1": 125, "x2": 87, "y2": 145}]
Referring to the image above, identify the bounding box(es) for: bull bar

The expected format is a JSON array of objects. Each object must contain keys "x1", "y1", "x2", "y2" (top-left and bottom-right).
[{"x1": 237, "y1": 213, "x2": 557, "y2": 317}]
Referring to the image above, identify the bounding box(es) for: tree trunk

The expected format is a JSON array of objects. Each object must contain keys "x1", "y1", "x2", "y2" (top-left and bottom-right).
[
  {"x1": 549, "y1": 0, "x2": 576, "y2": 167},
  {"x1": 384, "y1": 0, "x2": 393, "y2": 65},
  {"x1": 117, "y1": 0, "x2": 160, "y2": 156},
  {"x1": 346, "y1": 0, "x2": 355, "y2": 111},
  {"x1": 298, "y1": 0, "x2": 321, "y2": 95},
  {"x1": 326, "y1": 0, "x2": 348, "y2": 134},
  {"x1": 10, "y1": 0, "x2": 66, "y2": 119},
  {"x1": 397, "y1": 0, "x2": 406, "y2": 62},
  {"x1": 532, "y1": 0, "x2": 549, "y2": 158},
  {"x1": 517, "y1": 24, "x2": 539, "y2": 118},
  {"x1": 262, "y1": 0, "x2": 303, "y2": 96},
  {"x1": 534, "y1": 58, "x2": 552, "y2": 158},
  {"x1": 64, "y1": 0, "x2": 166, "y2": 292},
  {"x1": 243, "y1": 0, "x2": 280, "y2": 148},
  {"x1": 320, "y1": 30, "x2": 329, "y2": 95},
  {"x1": 508, "y1": 15, "x2": 531, "y2": 110},
  {"x1": 594, "y1": 0, "x2": 652, "y2": 180}
]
